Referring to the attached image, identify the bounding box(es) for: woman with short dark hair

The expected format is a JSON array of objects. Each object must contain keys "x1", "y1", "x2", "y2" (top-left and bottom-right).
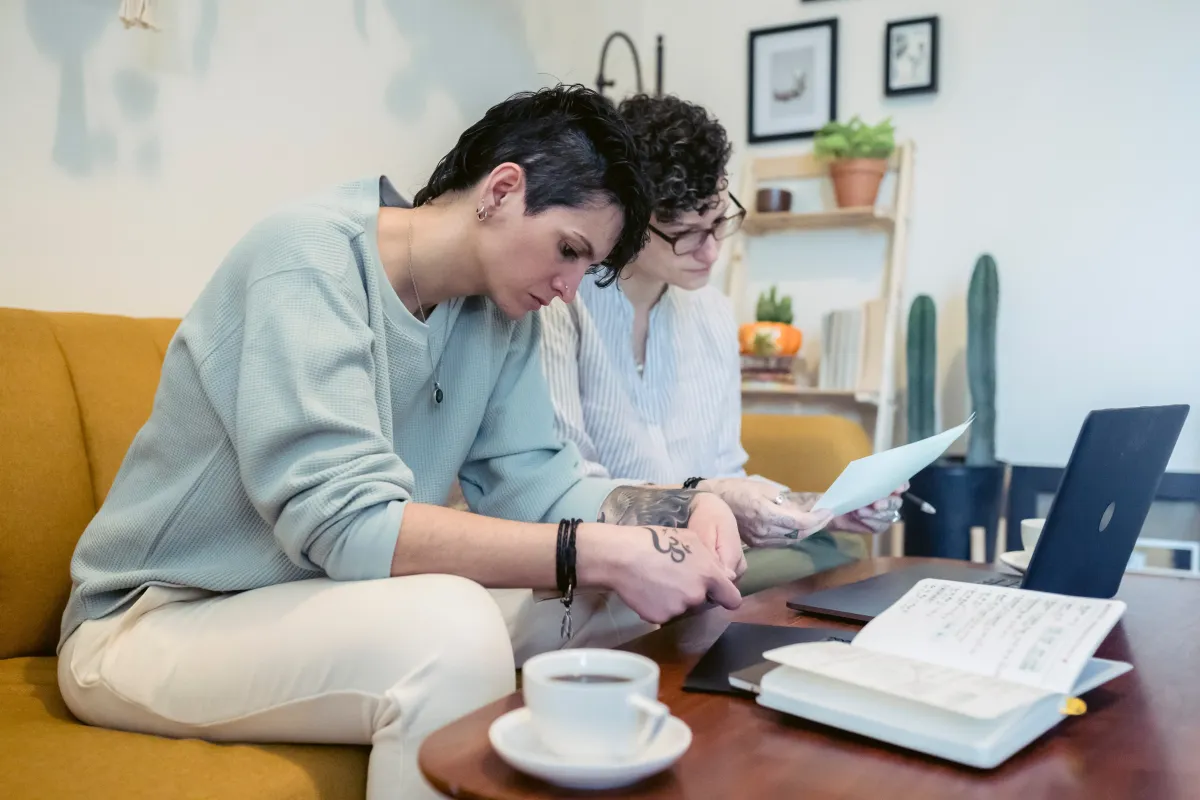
[{"x1": 57, "y1": 85, "x2": 746, "y2": 800}]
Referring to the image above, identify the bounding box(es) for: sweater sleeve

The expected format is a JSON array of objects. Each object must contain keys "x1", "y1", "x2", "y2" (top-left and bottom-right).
[
  {"x1": 538, "y1": 298, "x2": 612, "y2": 479},
  {"x1": 232, "y1": 265, "x2": 413, "y2": 581},
  {"x1": 458, "y1": 311, "x2": 626, "y2": 523}
]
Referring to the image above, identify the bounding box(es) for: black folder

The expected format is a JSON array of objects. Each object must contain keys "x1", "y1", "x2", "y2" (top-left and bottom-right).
[{"x1": 681, "y1": 622, "x2": 856, "y2": 695}]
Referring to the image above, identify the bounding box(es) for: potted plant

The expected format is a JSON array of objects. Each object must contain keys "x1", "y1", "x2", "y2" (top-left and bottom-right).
[
  {"x1": 739, "y1": 286, "x2": 802, "y2": 357},
  {"x1": 813, "y1": 116, "x2": 896, "y2": 208},
  {"x1": 902, "y1": 255, "x2": 1006, "y2": 560}
]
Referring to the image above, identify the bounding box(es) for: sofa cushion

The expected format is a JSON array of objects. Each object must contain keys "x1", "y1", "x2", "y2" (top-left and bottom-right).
[
  {"x1": 0, "y1": 657, "x2": 368, "y2": 799},
  {"x1": 0, "y1": 310, "x2": 98, "y2": 659}
]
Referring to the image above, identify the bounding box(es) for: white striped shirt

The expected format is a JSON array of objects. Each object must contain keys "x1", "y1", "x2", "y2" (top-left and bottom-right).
[{"x1": 539, "y1": 273, "x2": 749, "y2": 484}]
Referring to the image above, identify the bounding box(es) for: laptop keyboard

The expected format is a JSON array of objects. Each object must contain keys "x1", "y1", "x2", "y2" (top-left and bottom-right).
[{"x1": 980, "y1": 574, "x2": 1022, "y2": 587}]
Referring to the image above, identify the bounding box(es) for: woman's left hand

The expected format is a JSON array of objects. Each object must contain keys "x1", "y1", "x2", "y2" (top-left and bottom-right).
[
  {"x1": 697, "y1": 478, "x2": 834, "y2": 548},
  {"x1": 699, "y1": 478, "x2": 908, "y2": 544},
  {"x1": 827, "y1": 482, "x2": 908, "y2": 535}
]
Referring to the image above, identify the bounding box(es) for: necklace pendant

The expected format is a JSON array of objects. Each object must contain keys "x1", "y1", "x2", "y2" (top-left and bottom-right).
[{"x1": 433, "y1": 382, "x2": 443, "y2": 405}]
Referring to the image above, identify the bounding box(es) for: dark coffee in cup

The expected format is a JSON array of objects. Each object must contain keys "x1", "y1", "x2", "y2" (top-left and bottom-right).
[{"x1": 550, "y1": 674, "x2": 632, "y2": 685}]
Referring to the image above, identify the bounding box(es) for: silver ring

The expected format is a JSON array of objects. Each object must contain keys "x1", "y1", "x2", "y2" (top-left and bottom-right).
[
  {"x1": 773, "y1": 492, "x2": 786, "y2": 505},
  {"x1": 891, "y1": 510, "x2": 903, "y2": 522}
]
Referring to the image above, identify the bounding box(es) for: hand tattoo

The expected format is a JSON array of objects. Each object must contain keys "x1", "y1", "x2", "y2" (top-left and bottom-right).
[
  {"x1": 646, "y1": 527, "x2": 691, "y2": 563},
  {"x1": 783, "y1": 492, "x2": 824, "y2": 539},
  {"x1": 598, "y1": 486, "x2": 697, "y2": 527}
]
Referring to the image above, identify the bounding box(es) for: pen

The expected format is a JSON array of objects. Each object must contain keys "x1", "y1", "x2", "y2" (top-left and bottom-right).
[{"x1": 904, "y1": 492, "x2": 937, "y2": 514}]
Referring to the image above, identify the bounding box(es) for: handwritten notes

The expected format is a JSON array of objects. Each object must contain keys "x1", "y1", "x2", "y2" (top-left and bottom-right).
[{"x1": 852, "y1": 579, "x2": 1126, "y2": 694}]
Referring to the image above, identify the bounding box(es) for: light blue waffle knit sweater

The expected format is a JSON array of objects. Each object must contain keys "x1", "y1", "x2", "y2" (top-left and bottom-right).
[{"x1": 59, "y1": 176, "x2": 625, "y2": 649}]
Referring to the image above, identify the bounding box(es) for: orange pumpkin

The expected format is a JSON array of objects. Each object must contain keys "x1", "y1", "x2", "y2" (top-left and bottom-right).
[{"x1": 738, "y1": 322, "x2": 802, "y2": 356}]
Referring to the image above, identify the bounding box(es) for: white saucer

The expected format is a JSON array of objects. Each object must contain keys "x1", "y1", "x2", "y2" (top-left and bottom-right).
[
  {"x1": 999, "y1": 549, "x2": 1033, "y2": 573},
  {"x1": 488, "y1": 707, "x2": 692, "y2": 790}
]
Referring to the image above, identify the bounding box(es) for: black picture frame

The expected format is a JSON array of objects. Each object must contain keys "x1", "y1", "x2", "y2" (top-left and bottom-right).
[
  {"x1": 747, "y1": 18, "x2": 838, "y2": 144},
  {"x1": 885, "y1": 16, "x2": 939, "y2": 97}
]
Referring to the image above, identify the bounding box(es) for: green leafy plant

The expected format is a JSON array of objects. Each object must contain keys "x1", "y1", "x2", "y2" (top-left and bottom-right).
[
  {"x1": 755, "y1": 286, "x2": 794, "y2": 324},
  {"x1": 814, "y1": 116, "x2": 896, "y2": 160}
]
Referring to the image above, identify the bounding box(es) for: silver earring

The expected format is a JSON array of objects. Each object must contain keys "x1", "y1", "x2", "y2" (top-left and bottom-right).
[{"x1": 476, "y1": 203, "x2": 489, "y2": 221}]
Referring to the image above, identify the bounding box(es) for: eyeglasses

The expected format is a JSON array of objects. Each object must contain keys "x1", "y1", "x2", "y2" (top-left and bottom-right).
[{"x1": 648, "y1": 194, "x2": 746, "y2": 256}]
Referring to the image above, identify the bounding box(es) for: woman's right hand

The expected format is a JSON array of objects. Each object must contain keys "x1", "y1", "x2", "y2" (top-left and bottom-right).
[{"x1": 576, "y1": 523, "x2": 742, "y2": 624}]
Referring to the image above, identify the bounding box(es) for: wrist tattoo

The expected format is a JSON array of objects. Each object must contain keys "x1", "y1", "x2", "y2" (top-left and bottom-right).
[
  {"x1": 597, "y1": 486, "x2": 698, "y2": 527},
  {"x1": 647, "y1": 527, "x2": 691, "y2": 563}
]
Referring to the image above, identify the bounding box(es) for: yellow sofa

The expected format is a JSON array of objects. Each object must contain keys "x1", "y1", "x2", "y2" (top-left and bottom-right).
[
  {"x1": 0, "y1": 309, "x2": 368, "y2": 800},
  {"x1": 0, "y1": 307, "x2": 872, "y2": 799}
]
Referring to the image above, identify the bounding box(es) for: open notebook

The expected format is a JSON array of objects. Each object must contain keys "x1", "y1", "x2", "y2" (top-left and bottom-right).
[{"x1": 749, "y1": 579, "x2": 1130, "y2": 768}]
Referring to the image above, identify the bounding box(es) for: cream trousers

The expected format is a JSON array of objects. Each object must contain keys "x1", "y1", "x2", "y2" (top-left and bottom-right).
[{"x1": 58, "y1": 576, "x2": 655, "y2": 799}]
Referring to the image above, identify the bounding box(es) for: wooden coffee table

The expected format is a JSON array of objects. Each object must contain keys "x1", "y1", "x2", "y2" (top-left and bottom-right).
[{"x1": 419, "y1": 557, "x2": 1200, "y2": 799}]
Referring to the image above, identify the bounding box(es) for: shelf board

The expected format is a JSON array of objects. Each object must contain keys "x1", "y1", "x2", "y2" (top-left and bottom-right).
[
  {"x1": 740, "y1": 383, "x2": 880, "y2": 405},
  {"x1": 742, "y1": 207, "x2": 895, "y2": 236}
]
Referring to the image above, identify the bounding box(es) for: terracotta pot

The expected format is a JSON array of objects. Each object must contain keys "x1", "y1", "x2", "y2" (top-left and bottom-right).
[
  {"x1": 738, "y1": 322, "x2": 803, "y2": 356},
  {"x1": 828, "y1": 158, "x2": 888, "y2": 208}
]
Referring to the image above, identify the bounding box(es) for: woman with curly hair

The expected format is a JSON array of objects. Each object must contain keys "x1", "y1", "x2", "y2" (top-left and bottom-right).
[{"x1": 540, "y1": 94, "x2": 903, "y2": 593}]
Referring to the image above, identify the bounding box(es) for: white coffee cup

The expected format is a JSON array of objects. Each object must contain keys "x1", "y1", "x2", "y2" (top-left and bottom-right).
[
  {"x1": 1021, "y1": 518, "x2": 1046, "y2": 551},
  {"x1": 521, "y1": 649, "x2": 670, "y2": 763}
]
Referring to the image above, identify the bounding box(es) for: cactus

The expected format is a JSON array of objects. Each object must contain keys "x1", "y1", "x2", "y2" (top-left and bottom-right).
[
  {"x1": 906, "y1": 294, "x2": 936, "y2": 443},
  {"x1": 966, "y1": 254, "x2": 999, "y2": 465},
  {"x1": 755, "y1": 286, "x2": 794, "y2": 324}
]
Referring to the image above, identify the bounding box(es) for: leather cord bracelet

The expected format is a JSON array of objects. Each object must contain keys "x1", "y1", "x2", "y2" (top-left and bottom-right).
[
  {"x1": 555, "y1": 519, "x2": 571, "y2": 595},
  {"x1": 556, "y1": 518, "x2": 580, "y2": 640},
  {"x1": 682, "y1": 477, "x2": 704, "y2": 490}
]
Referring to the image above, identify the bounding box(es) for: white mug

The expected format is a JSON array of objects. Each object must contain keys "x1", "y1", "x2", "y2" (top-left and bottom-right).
[
  {"x1": 521, "y1": 649, "x2": 670, "y2": 762},
  {"x1": 1021, "y1": 518, "x2": 1046, "y2": 551}
]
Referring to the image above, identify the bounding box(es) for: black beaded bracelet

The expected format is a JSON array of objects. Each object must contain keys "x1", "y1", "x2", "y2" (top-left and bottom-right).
[{"x1": 682, "y1": 476, "x2": 704, "y2": 490}]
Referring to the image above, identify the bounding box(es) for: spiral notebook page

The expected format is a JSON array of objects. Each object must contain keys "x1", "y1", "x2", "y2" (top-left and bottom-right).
[{"x1": 812, "y1": 416, "x2": 973, "y2": 516}]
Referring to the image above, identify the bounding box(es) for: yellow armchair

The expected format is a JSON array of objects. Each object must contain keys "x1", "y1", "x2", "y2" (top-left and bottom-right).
[
  {"x1": 736, "y1": 413, "x2": 874, "y2": 594},
  {"x1": 742, "y1": 412, "x2": 873, "y2": 493}
]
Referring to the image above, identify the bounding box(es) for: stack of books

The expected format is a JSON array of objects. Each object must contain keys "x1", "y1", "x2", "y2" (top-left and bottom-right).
[
  {"x1": 817, "y1": 298, "x2": 886, "y2": 394},
  {"x1": 739, "y1": 354, "x2": 799, "y2": 385}
]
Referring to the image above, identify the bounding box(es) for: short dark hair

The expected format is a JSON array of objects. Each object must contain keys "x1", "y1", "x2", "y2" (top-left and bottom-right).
[
  {"x1": 414, "y1": 84, "x2": 650, "y2": 286},
  {"x1": 616, "y1": 94, "x2": 732, "y2": 224}
]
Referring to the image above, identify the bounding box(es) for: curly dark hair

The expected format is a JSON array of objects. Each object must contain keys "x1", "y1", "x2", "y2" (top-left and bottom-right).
[
  {"x1": 413, "y1": 84, "x2": 651, "y2": 285},
  {"x1": 616, "y1": 94, "x2": 732, "y2": 224}
]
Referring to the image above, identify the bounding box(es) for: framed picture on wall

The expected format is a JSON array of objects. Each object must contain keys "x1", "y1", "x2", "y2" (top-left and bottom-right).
[
  {"x1": 885, "y1": 16, "x2": 939, "y2": 96},
  {"x1": 747, "y1": 18, "x2": 838, "y2": 143}
]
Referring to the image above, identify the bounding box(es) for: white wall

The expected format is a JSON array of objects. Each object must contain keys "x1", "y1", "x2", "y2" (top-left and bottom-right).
[
  {"x1": 536, "y1": 0, "x2": 1200, "y2": 472},
  {"x1": 0, "y1": 0, "x2": 544, "y2": 316},
  {"x1": 2, "y1": 0, "x2": 1198, "y2": 472}
]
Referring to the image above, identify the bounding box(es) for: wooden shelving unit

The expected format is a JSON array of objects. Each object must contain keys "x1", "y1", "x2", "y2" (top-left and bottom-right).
[
  {"x1": 742, "y1": 207, "x2": 895, "y2": 236},
  {"x1": 739, "y1": 383, "x2": 880, "y2": 404},
  {"x1": 727, "y1": 143, "x2": 915, "y2": 456}
]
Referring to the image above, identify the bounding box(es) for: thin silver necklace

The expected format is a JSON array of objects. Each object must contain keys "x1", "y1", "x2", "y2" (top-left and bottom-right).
[{"x1": 406, "y1": 216, "x2": 443, "y2": 405}]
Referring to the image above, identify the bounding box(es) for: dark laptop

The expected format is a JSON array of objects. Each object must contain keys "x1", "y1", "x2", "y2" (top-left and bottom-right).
[{"x1": 788, "y1": 404, "x2": 1190, "y2": 623}]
